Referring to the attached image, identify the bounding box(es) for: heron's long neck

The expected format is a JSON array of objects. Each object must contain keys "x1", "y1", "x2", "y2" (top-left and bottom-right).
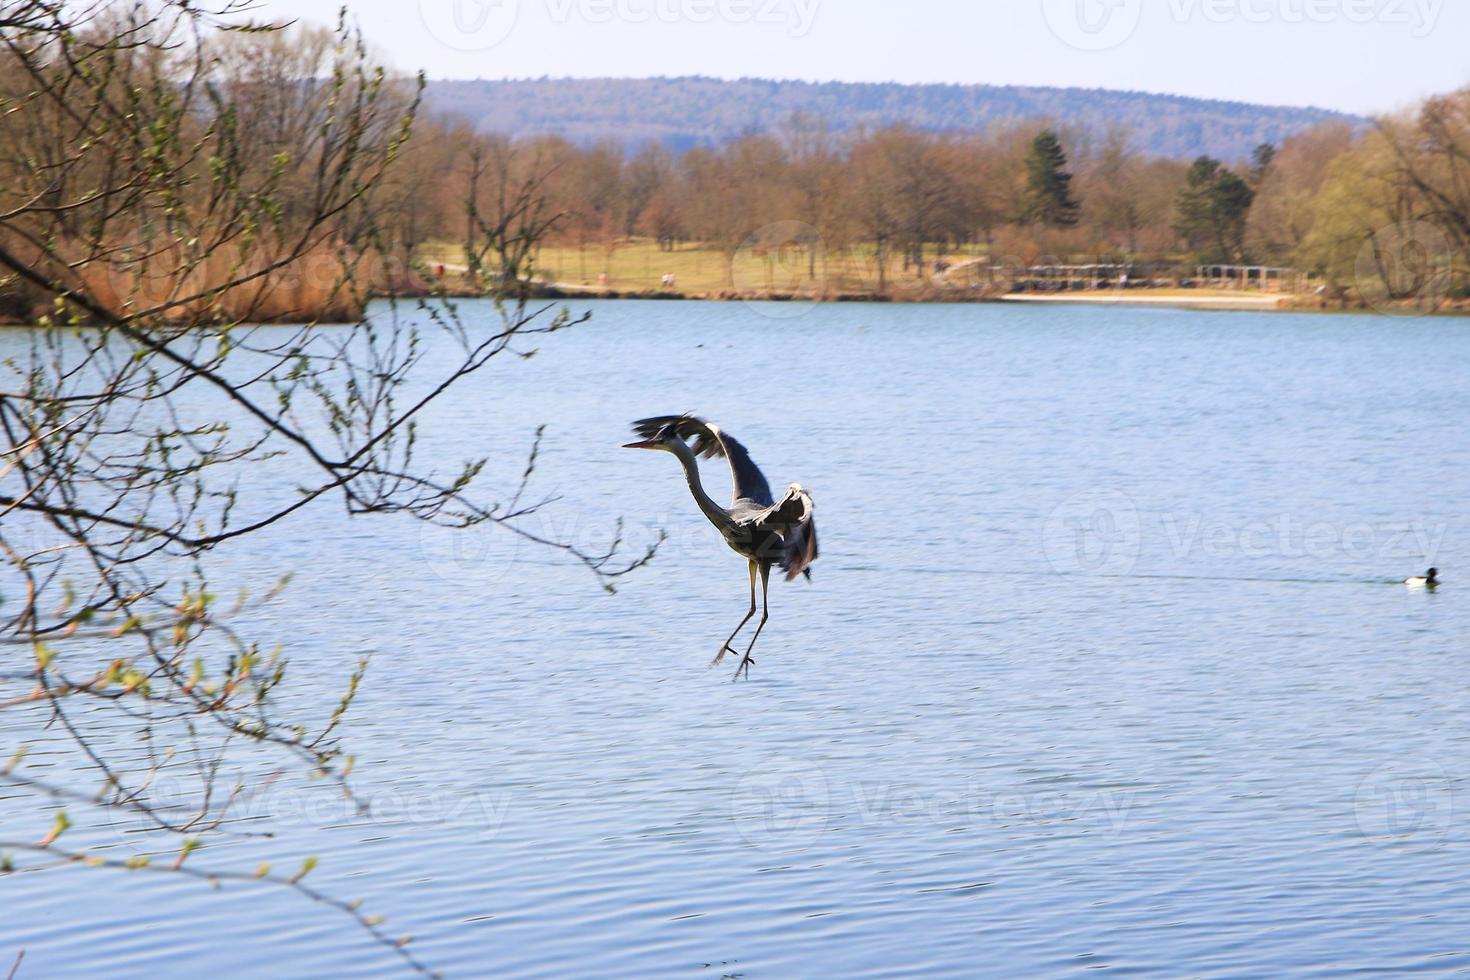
[{"x1": 670, "y1": 442, "x2": 732, "y2": 530}]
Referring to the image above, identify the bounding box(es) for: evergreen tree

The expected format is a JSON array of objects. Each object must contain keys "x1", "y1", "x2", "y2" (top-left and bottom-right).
[
  {"x1": 1249, "y1": 142, "x2": 1277, "y2": 186},
  {"x1": 1173, "y1": 156, "x2": 1256, "y2": 262},
  {"x1": 1021, "y1": 129, "x2": 1081, "y2": 227}
]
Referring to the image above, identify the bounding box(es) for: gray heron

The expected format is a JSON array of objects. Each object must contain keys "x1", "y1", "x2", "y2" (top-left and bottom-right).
[{"x1": 624, "y1": 415, "x2": 818, "y2": 679}]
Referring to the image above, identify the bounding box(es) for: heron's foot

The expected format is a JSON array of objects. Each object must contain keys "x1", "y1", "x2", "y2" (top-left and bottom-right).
[
  {"x1": 731, "y1": 654, "x2": 755, "y2": 682},
  {"x1": 710, "y1": 643, "x2": 740, "y2": 668}
]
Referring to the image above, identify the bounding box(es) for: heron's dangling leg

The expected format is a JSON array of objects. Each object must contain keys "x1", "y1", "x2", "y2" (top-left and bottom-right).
[
  {"x1": 711, "y1": 560, "x2": 758, "y2": 667},
  {"x1": 733, "y1": 563, "x2": 771, "y2": 681}
]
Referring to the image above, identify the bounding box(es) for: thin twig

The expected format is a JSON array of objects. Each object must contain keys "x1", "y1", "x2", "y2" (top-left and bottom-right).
[{"x1": 0, "y1": 844, "x2": 434, "y2": 978}]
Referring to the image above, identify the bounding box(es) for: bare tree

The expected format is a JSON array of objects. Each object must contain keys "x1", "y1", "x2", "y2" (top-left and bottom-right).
[
  {"x1": 0, "y1": 3, "x2": 655, "y2": 969},
  {"x1": 1381, "y1": 90, "x2": 1470, "y2": 257},
  {"x1": 1246, "y1": 122, "x2": 1354, "y2": 264}
]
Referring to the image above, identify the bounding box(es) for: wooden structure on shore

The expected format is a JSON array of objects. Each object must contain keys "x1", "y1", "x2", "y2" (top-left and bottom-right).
[
  {"x1": 983, "y1": 262, "x2": 1307, "y2": 293},
  {"x1": 1192, "y1": 265, "x2": 1304, "y2": 292},
  {"x1": 1018, "y1": 264, "x2": 1132, "y2": 290}
]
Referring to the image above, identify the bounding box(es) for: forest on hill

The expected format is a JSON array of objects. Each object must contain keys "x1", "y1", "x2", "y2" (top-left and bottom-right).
[{"x1": 424, "y1": 76, "x2": 1361, "y2": 162}]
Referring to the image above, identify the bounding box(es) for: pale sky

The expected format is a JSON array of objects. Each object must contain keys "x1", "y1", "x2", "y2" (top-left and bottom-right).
[{"x1": 268, "y1": 0, "x2": 1467, "y2": 115}]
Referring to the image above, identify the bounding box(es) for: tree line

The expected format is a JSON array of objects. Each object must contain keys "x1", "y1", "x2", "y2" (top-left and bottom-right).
[
  {"x1": 358, "y1": 93, "x2": 1466, "y2": 302},
  {"x1": 4, "y1": 21, "x2": 1466, "y2": 314}
]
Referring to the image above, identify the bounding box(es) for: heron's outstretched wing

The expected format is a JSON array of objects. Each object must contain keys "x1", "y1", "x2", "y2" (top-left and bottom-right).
[
  {"x1": 761, "y1": 483, "x2": 818, "y2": 582},
  {"x1": 631, "y1": 415, "x2": 774, "y2": 507}
]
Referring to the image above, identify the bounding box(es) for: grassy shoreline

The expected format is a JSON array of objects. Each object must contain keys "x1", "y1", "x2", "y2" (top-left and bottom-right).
[
  {"x1": 419, "y1": 239, "x2": 1462, "y2": 315},
  {"x1": 7, "y1": 236, "x2": 1460, "y2": 325}
]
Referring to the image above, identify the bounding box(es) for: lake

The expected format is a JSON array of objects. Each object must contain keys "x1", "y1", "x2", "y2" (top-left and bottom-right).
[{"x1": 3, "y1": 298, "x2": 1468, "y2": 977}]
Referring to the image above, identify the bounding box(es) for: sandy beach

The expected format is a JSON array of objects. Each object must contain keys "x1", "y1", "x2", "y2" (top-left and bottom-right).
[{"x1": 1001, "y1": 292, "x2": 1286, "y2": 310}]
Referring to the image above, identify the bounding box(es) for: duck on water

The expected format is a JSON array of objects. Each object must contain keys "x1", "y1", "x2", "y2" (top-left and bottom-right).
[{"x1": 1405, "y1": 568, "x2": 1440, "y2": 588}]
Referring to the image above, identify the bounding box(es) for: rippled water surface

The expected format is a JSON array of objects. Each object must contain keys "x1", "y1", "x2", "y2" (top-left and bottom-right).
[{"x1": 3, "y1": 300, "x2": 1469, "y2": 977}]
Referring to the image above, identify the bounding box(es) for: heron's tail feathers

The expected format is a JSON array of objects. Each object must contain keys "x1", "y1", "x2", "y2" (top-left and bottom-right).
[{"x1": 778, "y1": 494, "x2": 818, "y2": 582}]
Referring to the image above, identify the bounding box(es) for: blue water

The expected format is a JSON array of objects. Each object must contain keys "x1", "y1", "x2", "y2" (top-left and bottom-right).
[{"x1": 2, "y1": 299, "x2": 1468, "y2": 976}]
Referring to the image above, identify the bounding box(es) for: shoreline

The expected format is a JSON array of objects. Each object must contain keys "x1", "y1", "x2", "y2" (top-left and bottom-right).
[
  {"x1": 491, "y1": 282, "x2": 1292, "y2": 310},
  {"x1": 7, "y1": 286, "x2": 1462, "y2": 327},
  {"x1": 506, "y1": 286, "x2": 1467, "y2": 316}
]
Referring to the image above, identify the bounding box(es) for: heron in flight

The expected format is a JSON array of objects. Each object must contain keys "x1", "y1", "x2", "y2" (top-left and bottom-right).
[{"x1": 624, "y1": 415, "x2": 818, "y2": 679}]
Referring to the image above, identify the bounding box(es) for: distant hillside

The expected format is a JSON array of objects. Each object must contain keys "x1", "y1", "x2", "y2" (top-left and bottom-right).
[{"x1": 424, "y1": 76, "x2": 1362, "y2": 161}]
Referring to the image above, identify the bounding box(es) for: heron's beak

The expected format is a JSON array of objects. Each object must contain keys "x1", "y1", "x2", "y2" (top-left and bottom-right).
[{"x1": 622, "y1": 439, "x2": 659, "y2": 450}]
